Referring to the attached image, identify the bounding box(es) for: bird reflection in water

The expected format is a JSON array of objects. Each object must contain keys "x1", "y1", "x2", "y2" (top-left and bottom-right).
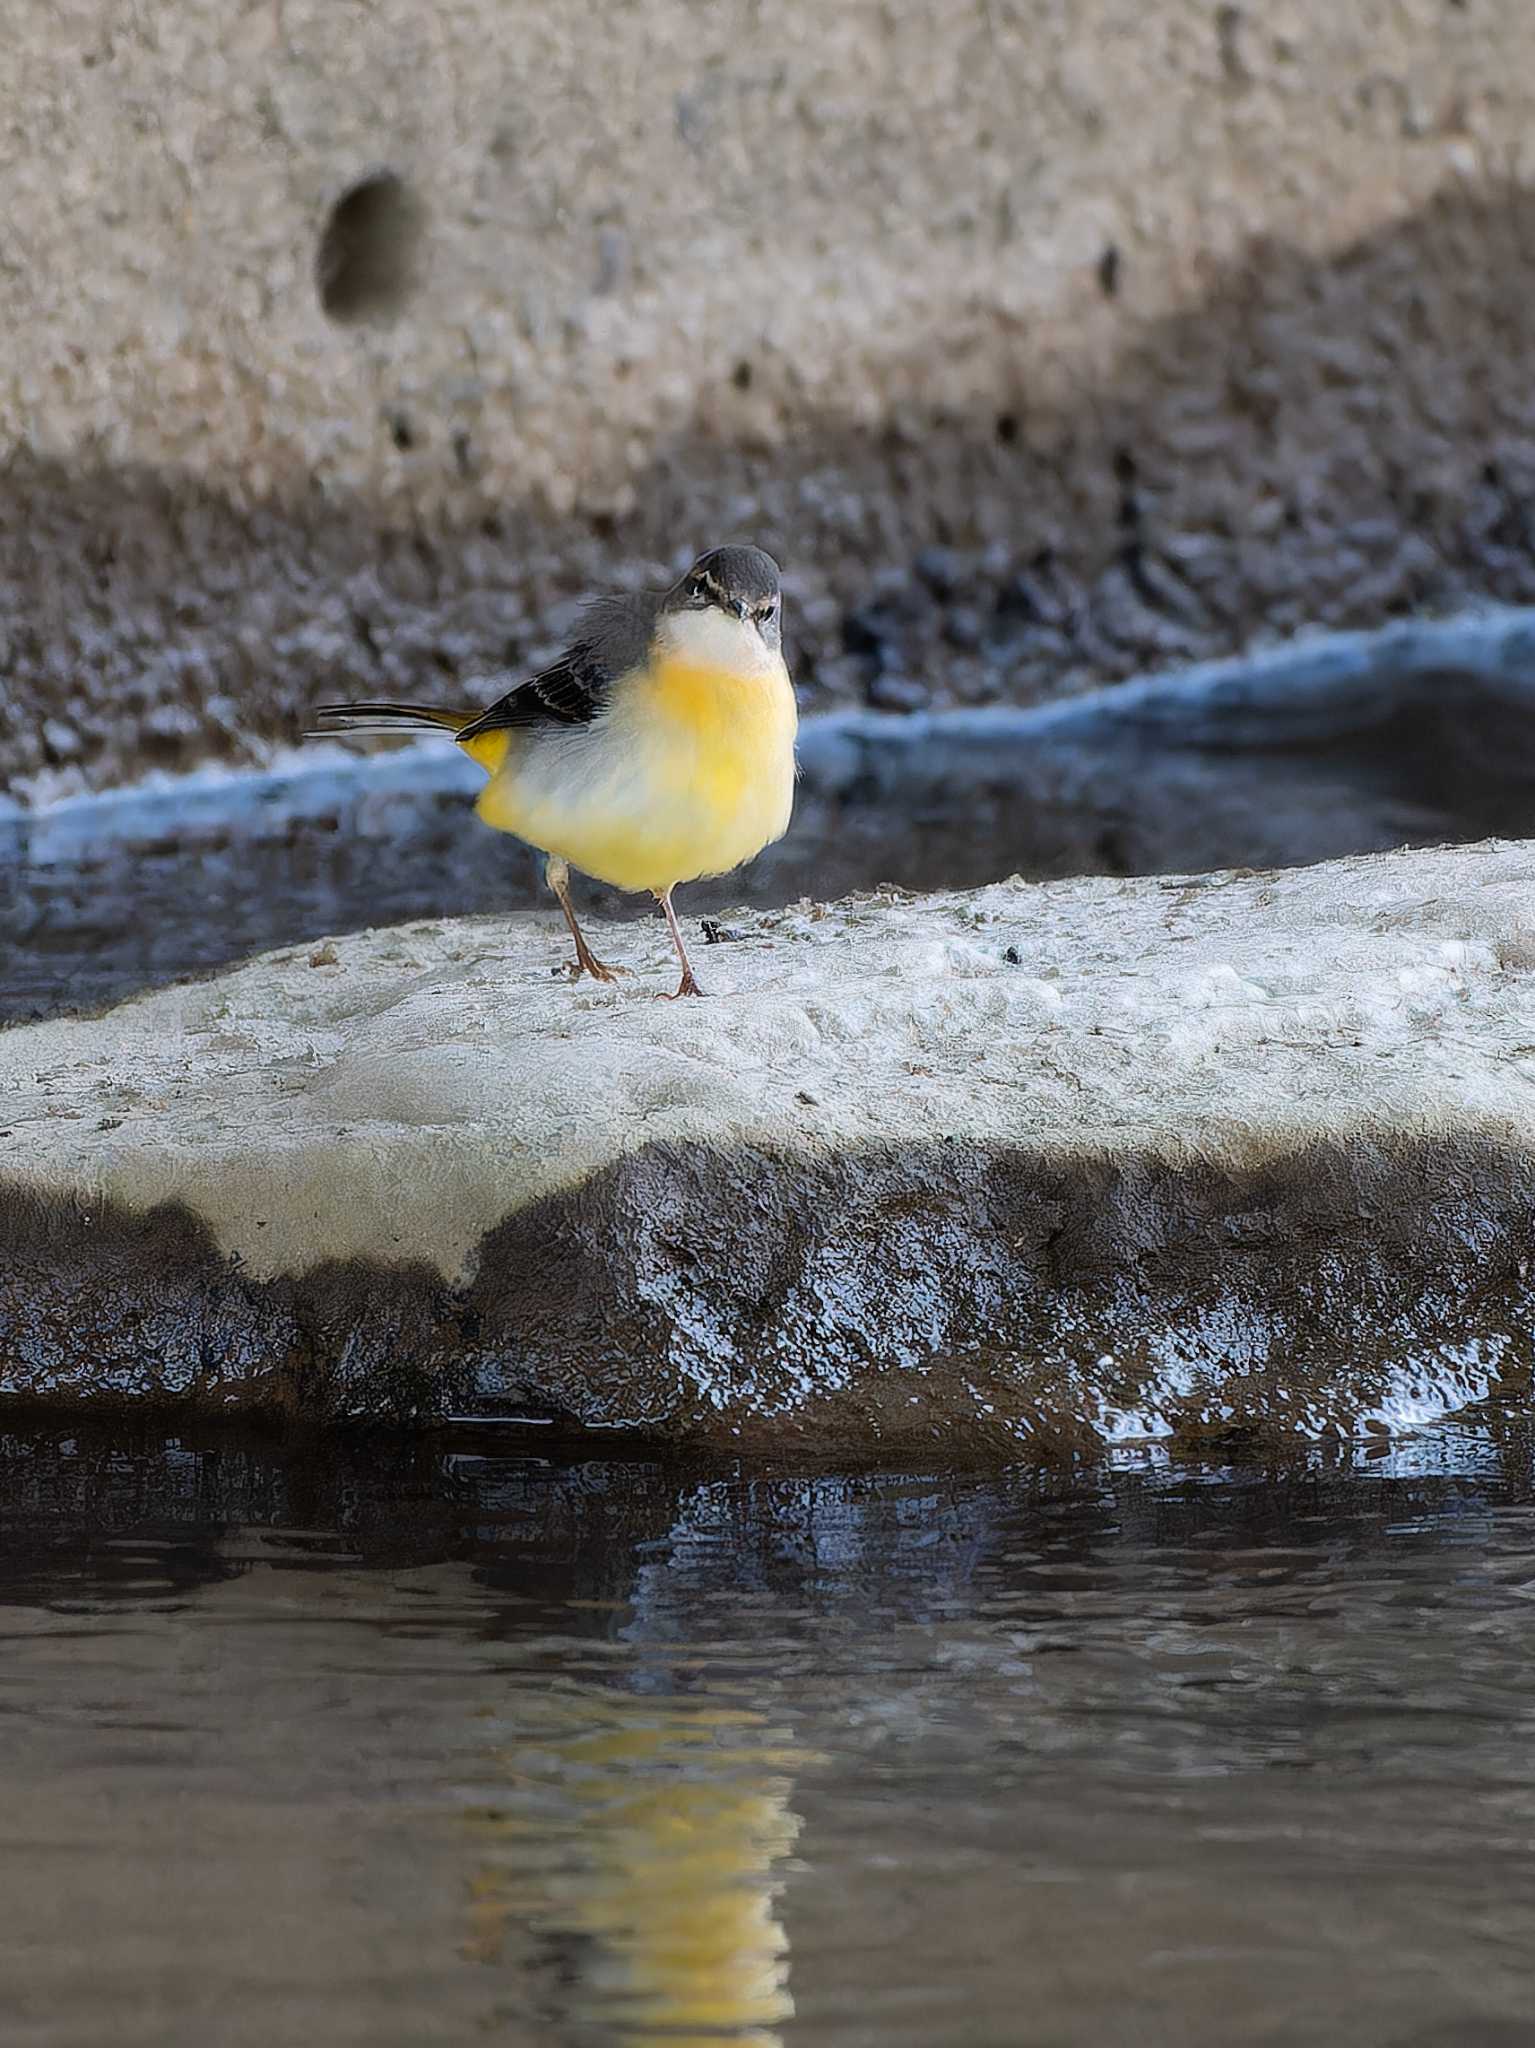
[{"x1": 462, "y1": 1685, "x2": 804, "y2": 2045}]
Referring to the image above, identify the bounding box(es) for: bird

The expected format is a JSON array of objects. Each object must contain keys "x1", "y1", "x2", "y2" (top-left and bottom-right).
[{"x1": 312, "y1": 545, "x2": 797, "y2": 998}]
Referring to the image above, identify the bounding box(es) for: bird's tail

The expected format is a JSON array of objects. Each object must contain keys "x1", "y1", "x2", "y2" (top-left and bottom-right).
[{"x1": 308, "y1": 700, "x2": 473, "y2": 740}]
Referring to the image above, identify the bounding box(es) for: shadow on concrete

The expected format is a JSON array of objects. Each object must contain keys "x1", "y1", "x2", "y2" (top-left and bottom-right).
[{"x1": 5, "y1": 178, "x2": 1535, "y2": 792}]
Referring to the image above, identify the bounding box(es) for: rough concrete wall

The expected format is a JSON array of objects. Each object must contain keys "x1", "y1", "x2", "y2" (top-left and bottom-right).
[{"x1": 4, "y1": 0, "x2": 1535, "y2": 794}]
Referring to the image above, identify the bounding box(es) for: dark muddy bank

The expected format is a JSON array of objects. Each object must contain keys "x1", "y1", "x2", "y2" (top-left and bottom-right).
[{"x1": 0, "y1": 1131, "x2": 1526, "y2": 1453}]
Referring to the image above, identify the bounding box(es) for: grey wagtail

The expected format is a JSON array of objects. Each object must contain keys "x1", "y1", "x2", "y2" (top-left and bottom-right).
[{"x1": 313, "y1": 545, "x2": 796, "y2": 997}]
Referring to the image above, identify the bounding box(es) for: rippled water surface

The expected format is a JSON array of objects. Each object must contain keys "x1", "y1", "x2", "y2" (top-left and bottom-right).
[{"x1": 5, "y1": 1420, "x2": 1535, "y2": 2046}]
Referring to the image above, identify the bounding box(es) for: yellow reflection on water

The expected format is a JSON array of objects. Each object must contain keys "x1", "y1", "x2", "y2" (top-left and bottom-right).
[{"x1": 464, "y1": 1686, "x2": 805, "y2": 2044}]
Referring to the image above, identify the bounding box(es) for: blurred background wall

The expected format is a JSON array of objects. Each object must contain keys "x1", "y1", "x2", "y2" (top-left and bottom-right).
[{"x1": 5, "y1": 0, "x2": 1535, "y2": 797}]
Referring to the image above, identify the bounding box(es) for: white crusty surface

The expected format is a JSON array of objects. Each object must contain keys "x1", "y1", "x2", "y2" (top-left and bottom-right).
[{"x1": 5, "y1": 840, "x2": 1535, "y2": 1288}]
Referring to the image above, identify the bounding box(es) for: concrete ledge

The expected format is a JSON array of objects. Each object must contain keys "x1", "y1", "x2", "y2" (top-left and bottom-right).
[{"x1": 4, "y1": 840, "x2": 1535, "y2": 1450}]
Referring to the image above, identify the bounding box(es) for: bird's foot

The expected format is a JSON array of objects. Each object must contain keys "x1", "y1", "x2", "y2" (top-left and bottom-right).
[
  {"x1": 657, "y1": 969, "x2": 708, "y2": 1000},
  {"x1": 559, "y1": 949, "x2": 627, "y2": 984}
]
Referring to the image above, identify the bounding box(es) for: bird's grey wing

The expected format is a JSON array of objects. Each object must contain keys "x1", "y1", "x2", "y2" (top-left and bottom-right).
[{"x1": 456, "y1": 592, "x2": 656, "y2": 739}]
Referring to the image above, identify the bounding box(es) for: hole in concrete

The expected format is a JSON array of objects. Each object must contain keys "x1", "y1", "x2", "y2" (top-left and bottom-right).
[
  {"x1": 316, "y1": 171, "x2": 424, "y2": 326},
  {"x1": 732, "y1": 360, "x2": 753, "y2": 391},
  {"x1": 995, "y1": 412, "x2": 1020, "y2": 446}
]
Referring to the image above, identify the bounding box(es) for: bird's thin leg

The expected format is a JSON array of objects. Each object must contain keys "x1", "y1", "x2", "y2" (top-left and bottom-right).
[
  {"x1": 546, "y1": 857, "x2": 624, "y2": 983},
  {"x1": 656, "y1": 888, "x2": 706, "y2": 998}
]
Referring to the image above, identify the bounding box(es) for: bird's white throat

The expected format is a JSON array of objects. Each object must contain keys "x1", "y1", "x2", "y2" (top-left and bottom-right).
[{"x1": 657, "y1": 605, "x2": 776, "y2": 678}]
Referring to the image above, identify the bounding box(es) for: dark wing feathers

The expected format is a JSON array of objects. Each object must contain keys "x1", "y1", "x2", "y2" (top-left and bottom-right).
[
  {"x1": 311, "y1": 594, "x2": 656, "y2": 745},
  {"x1": 457, "y1": 644, "x2": 605, "y2": 738},
  {"x1": 456, "y1": 593, "x2": 654, "y2": 741}
]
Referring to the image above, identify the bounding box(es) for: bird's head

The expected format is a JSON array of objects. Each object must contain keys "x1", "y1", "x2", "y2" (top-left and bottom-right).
[{"x1": 665, "y1": 545, "x2": 783, "y2": 650}]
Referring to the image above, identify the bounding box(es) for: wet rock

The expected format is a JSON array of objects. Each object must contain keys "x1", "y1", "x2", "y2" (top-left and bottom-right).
[
  {"x1": 914, "y1": 547, "x2": 966, "y2": 600},
  {"x1": 3, "y1": 842, "x2": 1535, "y2": 1451},
  {"x1": 840, "y1": 607, "x2": 892, "y2": 661},
  {"x1": 941, "y1": 605, "x2": 986, "y2": 651},
  {"x1": 995, "y1": 570, "x2": 1051, "y2": 626},
  {"x1": 865, "y1": 671, "x2": 930, "y2": 713}
]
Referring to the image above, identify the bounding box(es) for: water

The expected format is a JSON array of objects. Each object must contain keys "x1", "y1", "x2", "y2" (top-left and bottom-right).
[{"x1": 3, "y1": 1420, "x2": 1535, "y2": 2046}]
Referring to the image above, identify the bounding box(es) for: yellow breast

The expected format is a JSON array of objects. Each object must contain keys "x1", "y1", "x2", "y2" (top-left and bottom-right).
[{"x1": 645, "y1": 651, "x2": 795, "y2": 814}]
